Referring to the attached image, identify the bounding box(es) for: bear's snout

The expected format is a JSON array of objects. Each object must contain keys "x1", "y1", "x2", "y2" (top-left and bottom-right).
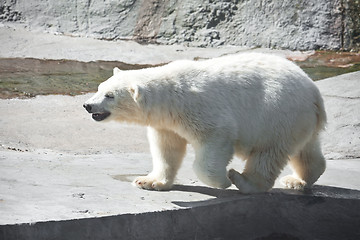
[{"x1": 83, "y1": 103, "x2": 92, "y2": 113}]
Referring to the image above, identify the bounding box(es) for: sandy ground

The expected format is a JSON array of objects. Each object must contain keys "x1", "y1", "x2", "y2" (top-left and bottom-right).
[{"x1": 0, "y1": 26, "x2": 359, "y2": 225}]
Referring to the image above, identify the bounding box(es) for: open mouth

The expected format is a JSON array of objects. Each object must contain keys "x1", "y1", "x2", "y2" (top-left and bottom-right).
[{"x1": 92, "y1": 112, "x2": 111, "y2": 121}]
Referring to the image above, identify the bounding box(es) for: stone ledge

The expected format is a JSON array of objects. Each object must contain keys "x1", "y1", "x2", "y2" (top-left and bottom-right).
[{"x1": 1, "y1": 186, "x2": 359, "y2": 240}]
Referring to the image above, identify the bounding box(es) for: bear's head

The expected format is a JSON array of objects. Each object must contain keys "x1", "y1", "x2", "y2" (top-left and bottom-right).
[{"x1": 83, "y1": 67, "x2": 142, "y2": 122}]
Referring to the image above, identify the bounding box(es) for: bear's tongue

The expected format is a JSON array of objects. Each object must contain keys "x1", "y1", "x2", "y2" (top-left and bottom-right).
[{"x1": 92, "y1": 112, "x2": 110, "y2": 121}]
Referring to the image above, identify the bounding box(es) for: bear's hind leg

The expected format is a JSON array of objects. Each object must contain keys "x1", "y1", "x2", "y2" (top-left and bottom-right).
[
  {"x1": 228, "y1": 149, "x2": 288, "y2": 193},
  {"x1": 281, "y1": 135, "x2": 325, "y2": 190},
  {"x1": 133, "y1": 127, "x2": 187, "y2": 191}
]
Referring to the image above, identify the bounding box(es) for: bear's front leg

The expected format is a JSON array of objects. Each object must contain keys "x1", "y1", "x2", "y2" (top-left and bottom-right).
[{"x1": 133, "y1": 127, "x2": 187, "y2": 191}]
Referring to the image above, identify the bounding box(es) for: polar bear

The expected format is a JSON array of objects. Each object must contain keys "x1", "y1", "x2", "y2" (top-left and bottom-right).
[{"x1": 83, "y1": 53, "x2": 326, "y2": 194}]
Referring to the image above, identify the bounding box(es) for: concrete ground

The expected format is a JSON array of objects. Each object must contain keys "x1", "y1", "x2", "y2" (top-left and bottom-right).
[
  {"x1": 1, "y1": 72, "x2": 359, "y2": 239},
  {"x1": 0, "y1": 26, "x2": 359, "y2": 239}
]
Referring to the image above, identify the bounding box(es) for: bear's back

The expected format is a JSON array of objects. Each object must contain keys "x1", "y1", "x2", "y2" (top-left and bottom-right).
[{"x1": 163, "y1": 53, "x2": 321, "y2": 142}]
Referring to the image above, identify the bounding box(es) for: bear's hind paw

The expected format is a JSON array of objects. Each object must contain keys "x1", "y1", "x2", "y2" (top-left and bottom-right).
[
  {"x1": 133, "y1": 176, "x2": 172, "y2": 191},
  {"x1": 280, "y1": 175, "x2": 306, "y2": 190},
  {"x1": 227, "y1": 168, "x2": 238, "y2": 184}
]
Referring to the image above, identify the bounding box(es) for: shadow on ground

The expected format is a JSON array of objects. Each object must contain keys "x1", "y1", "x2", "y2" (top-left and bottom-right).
[{"x1": 170, "y1": 184, "x2": 360, "y2": 207}]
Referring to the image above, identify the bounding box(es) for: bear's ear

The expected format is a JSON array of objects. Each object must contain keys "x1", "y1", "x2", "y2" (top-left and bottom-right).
[
  {"x1": 128, "y1": 84, "x2": 142, "y2": 102},
  {"x1": 113, "y1": 67, "x2": 122, "y2": 75}
]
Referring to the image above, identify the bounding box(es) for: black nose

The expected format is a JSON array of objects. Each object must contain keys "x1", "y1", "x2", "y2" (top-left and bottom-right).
[{"x1": 83, "y1": 103, "x2": 92, "y2": 112}]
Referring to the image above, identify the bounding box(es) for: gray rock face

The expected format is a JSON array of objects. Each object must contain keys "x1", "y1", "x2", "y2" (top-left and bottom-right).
[{"x1": 0, "y1": 0, "x2": 359, "y2": 50}]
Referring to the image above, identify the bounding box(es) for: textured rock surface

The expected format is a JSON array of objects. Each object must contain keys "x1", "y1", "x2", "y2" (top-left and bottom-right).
[
  {"x1": 0, "y1": 0, "x2": 359, "y2": 50},
  {"x1": 317, "y1": 71, "x2": 360, "y2": 160}
]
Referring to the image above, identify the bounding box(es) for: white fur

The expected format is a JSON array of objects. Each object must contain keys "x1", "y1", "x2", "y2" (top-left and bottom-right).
[{"x1": 84, "y1": 53, "x2": 326, "y2": 193}]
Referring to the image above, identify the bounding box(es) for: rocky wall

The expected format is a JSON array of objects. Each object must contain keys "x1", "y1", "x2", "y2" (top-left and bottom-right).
[{"x1": 0, "y1": 0, "x2": 359, "y2": 50}]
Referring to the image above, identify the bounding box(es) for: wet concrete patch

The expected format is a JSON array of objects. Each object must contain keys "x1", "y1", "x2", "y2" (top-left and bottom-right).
[
  {"x1": 0, "y1": 58, "x2": 157, "y2": 99},
  {"x1": 111, "y1": 174, "x2": 144, "y2": 182},
  {"x1": 292, "y1": 51, "x2": 360, "y2": 80},
  {"x1": 1, "y1": 51, "x2": 360, "y2": 99}
]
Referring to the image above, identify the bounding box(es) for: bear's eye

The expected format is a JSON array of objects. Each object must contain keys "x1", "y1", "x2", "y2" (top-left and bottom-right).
[{"x1": 105, "y1": 92, "x2": 114, "y2": 99}]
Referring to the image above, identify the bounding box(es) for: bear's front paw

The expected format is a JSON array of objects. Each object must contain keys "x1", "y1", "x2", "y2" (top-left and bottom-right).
[
  {"x1": 281, "y1": 175, "x2": 306, "y2": 190},
  {"x1": 133, "y1": 176, "x2": 172, "y2": 191}
]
